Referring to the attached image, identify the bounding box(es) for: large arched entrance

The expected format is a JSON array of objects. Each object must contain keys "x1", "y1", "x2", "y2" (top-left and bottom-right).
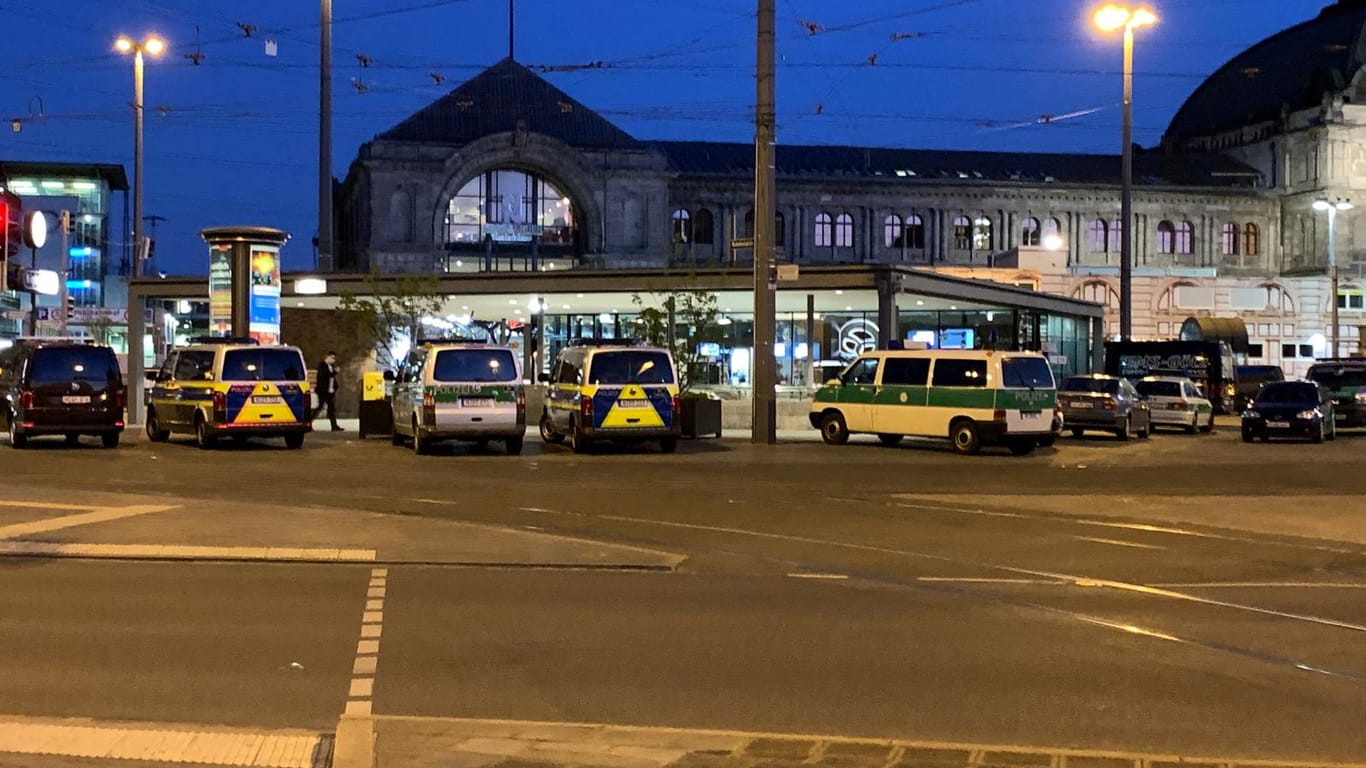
[{"x1": 443, "y1": 168, "x2": 580, "y2": 269}]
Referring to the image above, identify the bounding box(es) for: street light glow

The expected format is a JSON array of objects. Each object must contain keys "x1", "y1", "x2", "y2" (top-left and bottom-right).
[
  {"x1": 144, "y1": 37, "x2": 166, "y2": 56},
  {"x1": 114, "y1": 36, "x2": 133, "y2": 52},
  {"x1": 1093, "y1": 4, "x2": 1157, "y2": 32},
  {"x1": 115, "y1": 35, "x2": 167, "y2": 55},
  {"x1": 1314, "y1": 198, "x2": 1354, "y2": 212}
]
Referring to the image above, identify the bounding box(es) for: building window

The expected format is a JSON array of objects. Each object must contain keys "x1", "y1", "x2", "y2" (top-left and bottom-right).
[
  {"x1": 905, "y1": 214, "x2": 925, "y2": 249},
  {"x1": 972, "y1": 217, "x2": 992, "y2": 252},
  {"x1": 445, "y1": 168, "x2": 575, "y2": 245},
  {"x1": 834, "y1": 213, "x2": 854, "y2": 248},
  {"x1": 815, "y1": 213, "x2": 833, "y2": 247},
  {"x1": 1220, "y1": 222, "x2": 1239, "y2": 256},
  {"x1": 1243, "y1": 222, "x2": 1259, "y2": 256},
  {"x1": 1247, "y1": 343, "x2": 1263, "y2": 358},
  {"x1": 743, "y1": 209, "x2": 755, "y2": 238},
  {"x1": 953, "y1": 216, "x2": 972, "y2": 250},
  {"x1": 1089, "y1": 219, "x2": 1108, "y2": 252},
  {"x1": 1282, "y1": 343, "x2": 1315, "y2": 359},
  {"x1": 1157, "y1": 220, "x2": 1176, "y2": 254},
  {"x1": 1042, "y1": 217, "x2": 1061, "y2": 246},
  {"x1": 693, "y1": 208, "x2": 714, "y2": 245},
  {"x1": 1108, "y1": 218, "x2": 1124, "y2": 253},
  {"x1": 1021, "y1": 217, "x2": 1040, "y2": 247},
  {"x1": 884, "y1": 214, "x2": 903, "y2": 248},
  {"x1": 671, "y1": 209, "x2": 691, "y2": 244},
  {"x1": 1263, "y1": 284, "x2": 1294, "y2": 312},
  {"x1": 1176, "y1": 220, "x2": 1194, "y2": 255},
  {"x1": 774, "y1": 211, "x2": 786, "y2": 248},
  {"x1": 1073, "y1": 280, "x2": 1118, "y2": 307},
  {"x1": 1338, "y1": 289, "x2": 1365, "y2": 310}
]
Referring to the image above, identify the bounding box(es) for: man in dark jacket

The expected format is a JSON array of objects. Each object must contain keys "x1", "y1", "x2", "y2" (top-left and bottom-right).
[{"x1": 314, "y1": 351, "x2": 343, "y2": 431}]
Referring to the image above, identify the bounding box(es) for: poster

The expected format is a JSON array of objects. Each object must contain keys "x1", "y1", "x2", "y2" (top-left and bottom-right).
[
  {"x1": 248, "y1": 245, "x2": 281, "y2": 345},
  {"x1": 208, "y1": 245, "x2": 232, "y2": 336}
]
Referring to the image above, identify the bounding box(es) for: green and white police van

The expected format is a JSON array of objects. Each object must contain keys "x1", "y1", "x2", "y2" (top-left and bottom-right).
[
  {"x1": 390, "y1": 341, "x2": 526, "y2": 455},
  {"x1": 809, "y1": 347, "x2": 1058, "y2": 455}
]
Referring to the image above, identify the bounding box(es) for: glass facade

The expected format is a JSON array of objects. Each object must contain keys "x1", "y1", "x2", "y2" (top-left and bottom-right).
[{"x1": 444, "y1": 169, "x2": 575, "y2": 246}]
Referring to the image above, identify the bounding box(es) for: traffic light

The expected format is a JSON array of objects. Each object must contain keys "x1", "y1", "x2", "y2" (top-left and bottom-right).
[{"x1": 65, "y1": 294, "x2": 76, "y2": 322}]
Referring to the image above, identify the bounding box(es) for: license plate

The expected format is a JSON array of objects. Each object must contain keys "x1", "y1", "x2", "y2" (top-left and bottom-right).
[
  {"x1": 618, "y1": 399, "x2": 649, "y2": 409},
  {"x1": 460, "y1": 397, "x2": 493, "y2": 408},
  {"x1": 252, "y1": 395, "x2": 282, "y2": 404},
  {"x1": 1070, "y1": 401, "x2": 1093, "y2": 409},
  {"x1": 1168, "y1": 404, "x2": 1186, "y2": 410},
  {"x1": 61, "y1": 395, "x2": 90, "y2": 404},
  {"x1": 1019, "y1": 411, "x2": 1042, "y2": 419},
  {"x1": 1267, "y1": 421, "x2": 1289, "y2": 428}
]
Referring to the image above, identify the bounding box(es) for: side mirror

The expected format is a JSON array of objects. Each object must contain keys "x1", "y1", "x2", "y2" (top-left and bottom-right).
[
  {"x1": 538, "y1": 373, "x2": 552, "y2": 383},
  {"x1": 382, "y1": 370, "x2": 395, "y2": 381}
]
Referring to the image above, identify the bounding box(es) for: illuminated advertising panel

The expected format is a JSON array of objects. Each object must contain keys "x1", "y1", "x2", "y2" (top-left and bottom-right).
[
  {"x1": 248, "y1": 245, "x2": 281, "y2": 344},
  {"x1": 208, "y1": 244, "x2": 232, "y2": 336}
]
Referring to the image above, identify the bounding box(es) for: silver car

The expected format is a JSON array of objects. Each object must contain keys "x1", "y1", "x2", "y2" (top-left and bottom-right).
[
  {"x1": 1058, "y1": 374, "x2": 1151, "y2": 440},
  {"x1": 390, "y1": 342, "x2": 527, "y2": 455}
]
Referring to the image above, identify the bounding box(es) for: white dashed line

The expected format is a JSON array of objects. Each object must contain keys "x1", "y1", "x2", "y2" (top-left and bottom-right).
[
  {"x1": 1071, "y1": 535, "x2": 1167, "y2": 550},
  {"x1": 346, "y1": 568, "x2": 388, "y2": 718}
]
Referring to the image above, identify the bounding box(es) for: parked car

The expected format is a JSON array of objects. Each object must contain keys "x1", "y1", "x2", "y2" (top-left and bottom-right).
[
  {"x1": 1235, "y1": 364, "x2": 1285, "y2": 410},
  {"x1": 389, "y1": 341, "x2": 526, "y2": 455},
  {"x1": 539, "y1": 340, "x2": 680, "y2": 454},
  {"x1": 1134, "y1": 376, "x2": 1215, "y2": 434},
  {"x1": 1241, "y1": 380, "x2": 1335, "y2": 443},
  {"x1": 0, "y1": 338, "x2": 125, "y2": 448},
  {"x1": 1306, "y1": 359, "x2": 1366, "y2": 430},
  {"x1": 1058, "y1": 374, "x2": 1150, "y2": 440}
]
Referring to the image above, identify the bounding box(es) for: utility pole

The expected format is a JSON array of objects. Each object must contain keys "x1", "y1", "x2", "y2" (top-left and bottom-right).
[
  {"x1": 509, "y1": 0, "x2": 515, "y2": 59},
  {"x1": 751, "y1": 0, "x2": 777, "y2": 444},
  {"x1": 318, "y1": 0, "x2": 334, "y2": 272},
  {"x1": 133, "y1": 47, "x2": 145, "y2": 280}
]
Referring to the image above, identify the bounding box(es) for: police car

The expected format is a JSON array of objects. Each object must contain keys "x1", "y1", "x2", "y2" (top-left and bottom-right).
[
  {"x1": 538, "y1": 340, "x2": 680, "y2": 454},
  {"x1": 1133, "y1": 375, "x2": 1215, "y2": 434},
  {"x1": 145, "y1": 338, "x2": 311, "y2": 449},
  {"x1": 389, "y1": 341, "x2": 526, "y2": 455}
]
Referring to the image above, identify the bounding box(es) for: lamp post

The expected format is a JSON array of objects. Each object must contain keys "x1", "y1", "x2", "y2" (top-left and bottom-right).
[
  {"x1": 115, "y1": 34, "x2": 166, "y2": 280},
  {"x1": 1314, "y1": 197, "x2": 1354, "y2": 358},
  {"x1": 1094, "y1": 4, "x2": 1156, "y2": 341}
]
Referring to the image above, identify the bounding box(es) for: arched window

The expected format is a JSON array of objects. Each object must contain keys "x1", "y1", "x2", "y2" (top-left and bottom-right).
[
  {"x1": 1156, "y1": 220, "x2": 1176, "y2": 254},
  {"x1": 1220, "y1": 222, "x2": 1239, "y2": 256},
  {"x1": 445, "y1": 168, "x2": 574, "y2": 245},
  {"x1": 1072, "y1": 280, "x2": 1118, "y2": 307},
  {"x1": 671, "y1": 209, "x2": 691, "y2": 244},
  {"x1": 814, "y1": 213, "x2": 833, "y2": 247},
  {"x1": 972, "y1": 216, "x2": 993, "y2": 252},
  {"x1": 1261, "y1": 283, "x2": 1294, "y2": 312},
  {"x1": 1176, "y1": 220, "x2": 1194, "y2": 255},
  {"x1": 693, "y1": 208, "x2": 715, "y2": 245},
  {"x1": 884, "y1": 214, "x2": 904, "y2": 248},
  {"x1": 1108, "y1": 218, "x2": 1124, "y2": 253},
  {"x1": 834, "y1": 213, "x2": 854, "y2": 248},
  {"x1": 1243, "y1": 222, "x2": 1259, "y2": 256},
  {"x1": 1089, "y1": 219, "x2": 1108, "y2": 252},
  {"x1": 1042, "y1": 217, "x2": 1062, "y2": 246},
  {"x1": 953, "y1": 216, "x2": 972, "y2": 250},
  {"x1": 1021, "y1": 217, "x2": 1041, "y2": 247},
  {"x1": 1156, "y1": 281, "x2": 1200, "y2": 311},
  {"x1": 905, "y1": 214, "x2": 926, "y2": 249},
  {"x1": 774, "y1": 211, "x2": 786, "y2": 247},
  {"x1": 743, "y1": 209, "x2": 755, "y2": 238}
]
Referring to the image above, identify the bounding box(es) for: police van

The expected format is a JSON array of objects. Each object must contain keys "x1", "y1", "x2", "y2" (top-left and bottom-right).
[
  {"x1": 538, "y1": 340, "x2": 680, "y2": 454},
  {"x1": 810, "y1": 346, "x2": 1057, "y2": 455},
  {"x1": 145, "y1": 338, "x2": 311, "y2": 449},
  {"x1": 389, "y1": 341, "x2": 526, "y2": 455}
]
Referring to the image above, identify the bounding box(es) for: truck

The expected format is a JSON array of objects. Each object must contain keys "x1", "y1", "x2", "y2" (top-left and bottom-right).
[{"x1": 1103, "y1": 340, "x2": 1239, "y2": 414}]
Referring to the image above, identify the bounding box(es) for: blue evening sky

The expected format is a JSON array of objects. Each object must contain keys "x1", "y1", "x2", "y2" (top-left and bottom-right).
[{"x1": 0, "y1": 0, "x2": 1329, "y2": 275}]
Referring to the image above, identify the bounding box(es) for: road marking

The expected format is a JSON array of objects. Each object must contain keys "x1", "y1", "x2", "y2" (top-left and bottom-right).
[
  {"x1": 0, "y1": 504, "x2": 176, "y2": 539},
  {"x1": 409, "y1": 498, "x2": 449, "y2": 505},
  {"x1": 0, "y1": 542, "x2": 378, "y2": 562},
  {"x1": 1071, "y1": 535, "x2": 1167, "y2": 550},
  {"x1": 918, "y1": 577, "x2": 1063, "y2": 585},
  {"x1": 786, "y1": 572, "x2": 849, "y2": 580},
  {"x1": 0, "y1": 499, "x2": 103, "y2": 512},
  {"x1": 0, "y1": 717, "x2": 330, "y2": 767},
  {"x1": 1155, "y1": 582, "x2": 1366, "y2": 589},
  {"x1": 346, "y1": 567, "x2": 388, "y2": 719}
]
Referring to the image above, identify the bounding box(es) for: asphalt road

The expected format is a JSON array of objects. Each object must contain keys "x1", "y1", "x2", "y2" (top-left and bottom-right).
[{"x1": 3, "y1": 422, "x2": 1366, "y2": 762}]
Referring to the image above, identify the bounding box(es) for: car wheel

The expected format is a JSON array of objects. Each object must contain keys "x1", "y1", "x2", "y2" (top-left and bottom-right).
[
  {"x1": 1037, "y1": 435, "x2": 1056, "y2": 448},
  {"x1": 1241, "y1": 429, "x2": 1254, "y2": 443},
  {"x1": 1311, "y1": 423, "x2": 1324, "y2": 444},
  {"x1": 1199, "y1": 413, "x2": 1214, "y2": 433},
  {"x1": 194, "y1": 415, "x2": 216, "y2": 450},
  {"x1": 412, "y1": 419, "x2": 429, "y2": 455},
  {"x1": 284, "y1": 433, "x2": 305, "y2": 450},
  {"x1": 64, "y1": 433, "x2": 80, "y2": 446},
  {"x1": 1069, "y1": 427, "x2": 1084, "y2": 438},
  {"x1": 660, "y1": 437, "x2": 678, "y2": 454},
  {"x1": 145, "y1": 408, "x2": 170, "y2": 442},
  {"x1": 819, "y1": 412, "x2": 849, "y2": 445},
  {"x1": 1185, "y1": 414, "x2": 1198, "y2": 434},
  {"x1": 569, "y1": 418, "x2": 591, "y2": 454},
  {"x1": 950, "y1": 419, "x2": 981, "y2": 455},
  {"x1": 391, "y1": 425, "x2": 404, "y2": 446},
  {"x1": 505, "y1": 436, "x2": 524, "y2": 455},
  {"x1": 1137, "y1": 416, "x2": 1150, "y2": 439},
  {"x1": 540, "y1": 411, "x2": 564, "y2": 444},
  {"x1": 877, "y1": 433, "x2": 903, "y2": 447},
  {"x1": 1328, "y1": 421, "x2": 1338, "y2": 441},
  {"x1": 1260, "y1": 433, "x2": 1270, "y2": 443},
  {"x1": 101, "y1": 432, "x2": 120, "y2": 449},
  {"x1": 8, "y1": 411, "x2": 26, "y2": 449},
  {"x1": 1116, "y1": 416, "x2": 1131, "y2": 441},
  {"x1": 1007, "y1": 438, "x2": 1035, "y2": 456}
]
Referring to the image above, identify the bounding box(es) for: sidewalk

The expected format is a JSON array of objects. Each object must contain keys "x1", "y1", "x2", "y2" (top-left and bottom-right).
[
  {"x1": 335, "y1": 715, "x2": 1361, "y2": 768},
  {"x1": 312, "y1": 420, "x2": 822, "y2": 444}
]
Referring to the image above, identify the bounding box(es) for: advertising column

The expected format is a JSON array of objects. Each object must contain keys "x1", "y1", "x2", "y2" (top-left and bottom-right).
[{"x1": 199, "y1": 226, "x2": 290, "y2": 341}]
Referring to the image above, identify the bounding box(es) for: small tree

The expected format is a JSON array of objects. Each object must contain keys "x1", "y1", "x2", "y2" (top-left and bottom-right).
[
  {"x1": 335, "y1": 270, "x2": 444, "y2": 369},
  {"x1": 632, "y1": 284, "x2": 722, "y2": 394}
]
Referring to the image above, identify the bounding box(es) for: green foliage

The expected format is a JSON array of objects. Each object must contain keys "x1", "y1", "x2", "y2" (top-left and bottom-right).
[
  {"x1": 631, "y1": 283, "x2": 722, "y2": 394},
  {"x1": 335, "y1": 270, "x2": 444, "y2": 369}
]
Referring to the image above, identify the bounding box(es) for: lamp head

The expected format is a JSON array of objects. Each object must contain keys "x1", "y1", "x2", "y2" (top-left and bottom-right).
[
  {"x1": 115, "y1": 36, "x2": 134, "y2": 53},
  {"x1": 143, "y1": 37, "x2": 166, "y2": 56},
  {"x1": 1094, "y1": 4, "x2": 1158, "y2": 32}
]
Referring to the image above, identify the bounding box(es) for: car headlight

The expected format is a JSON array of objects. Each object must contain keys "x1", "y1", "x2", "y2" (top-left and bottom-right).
[
  {"x1": 1297, "y1": 409, "x2": 1320, "y2": 420},
  {"x1": 1355, "y1": 391, "x2": 1366, "y2": 404},
  {"x1": 1242, "y1": 410, "x2": 1259, "y2": 419}
]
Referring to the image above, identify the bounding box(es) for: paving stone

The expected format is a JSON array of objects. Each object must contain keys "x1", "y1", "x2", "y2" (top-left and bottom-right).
[
  {"x1": 980, "y1": 752, "x2": 1053, "y2": 768},
  {"x1": 666, "y1": 751, "x2": 749, "y2": 768},
  {"x1": 895, "y1": 747, "x2": 972, "y2": 768},
  {"x1": 1063, "y1": 758, "x2": 1135, "y2": 768},
  {"x1": 816, "y1": 742, "x2": 897, "y2": 766},
  {"x1": 744, "y1": 739, "x2": 818, "y2": 760}
]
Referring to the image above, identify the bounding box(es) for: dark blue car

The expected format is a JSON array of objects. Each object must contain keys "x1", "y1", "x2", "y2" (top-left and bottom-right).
[{"x1": 1241, "y1": 380, "x2": 1336, "y2": 443}]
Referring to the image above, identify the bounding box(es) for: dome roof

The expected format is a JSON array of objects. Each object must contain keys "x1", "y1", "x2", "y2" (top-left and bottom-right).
[{"x1": 1165, "y1": 0, "x2": 1366, "y2": 142}]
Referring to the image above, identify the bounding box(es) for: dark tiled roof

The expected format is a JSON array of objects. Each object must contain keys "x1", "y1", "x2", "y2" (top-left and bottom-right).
[
  {"x1": 654, "y1": 141, "x2": 1262, "y2": 188},
  {"x1": 376, "y1": 58, "x2": 642, "y2": 150},
  {"x1": 0, "y1": 161, "x2": 128, "y2": 191},
  {"x1": 1165, "y1": 0, "x2": 1365, "y2": 140}
]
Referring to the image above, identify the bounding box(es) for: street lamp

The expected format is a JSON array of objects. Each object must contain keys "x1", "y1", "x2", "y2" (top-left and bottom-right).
[
  {"x1": 115, "y1": 33, "x2": 166, "y2": 280},
  {"x1": 1094, "y1": 4, "x2": 1156, "y2": 341},
  {"x1": 1314, "y1": 197, "x2": 1354, "y2": 358}
]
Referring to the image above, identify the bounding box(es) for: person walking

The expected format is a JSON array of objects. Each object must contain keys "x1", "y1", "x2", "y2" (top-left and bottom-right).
[{"x1": 314, "y1": 351, "x2": 343, "y2": 431}]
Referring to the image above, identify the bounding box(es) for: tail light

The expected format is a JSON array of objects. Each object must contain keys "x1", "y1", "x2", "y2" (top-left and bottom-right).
[
  {"x1": 421, "y1": 390, "x2": 435, "y2": 426},
  {"x1": 580, "y1": 394, "x2": 593, "y2": 418},
  {"x1": 515, "y1": 389, "x2": 526, "y2": 425},
  {"x1": 212, "y1": 390, "x2": 227, "y2": 421},
  {"x1": 672, "y1": 394, "x2": 681, "y2": 416},
  {"x1": 993, "y1": 409, "x2": 1006, "y2": 422},
  {"x1": 114, "y1": 387, "x2": 126, "y2": 410},
  {"x1": 1101, "y1": 398, "x2": 1118, "y2": 410},
  {"x1": 1172, "y1": 401, "x2": 1188, "y2": 411},
  {"x1": 19, "y1": 391, "x2": 33, "y2": 409}
]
